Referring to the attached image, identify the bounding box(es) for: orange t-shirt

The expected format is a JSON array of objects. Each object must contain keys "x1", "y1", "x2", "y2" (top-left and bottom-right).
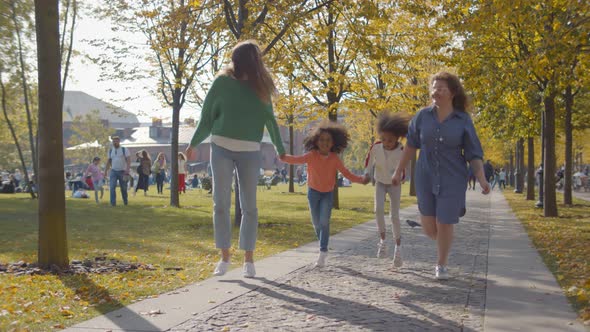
[{"x1": 281, "y1": 150, "x2": 364, "y2": 193}]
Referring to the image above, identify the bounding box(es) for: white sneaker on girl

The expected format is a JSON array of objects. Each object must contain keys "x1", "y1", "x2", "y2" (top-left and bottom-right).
[
  {"x1": 393, "y1": 245, "x2": 403, "y2": 267},
  {"x1": 213, "y1": 260, "x2": 230, "y2": 276},
  {"x1": 243, "y1": 262, "x2": 256, "y2": 278},
  {"x1": 377, "y1": 240, "x2": 386, "y2": 258},
  {"x1": 316, "y1": 251, "x2": 328, "y2": 267},
  {"x1": 435, "y1": 265, "x2": 449, "y2": 280}
]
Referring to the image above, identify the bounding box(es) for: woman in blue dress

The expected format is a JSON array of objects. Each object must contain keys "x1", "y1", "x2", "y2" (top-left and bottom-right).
[{"x1": 392, "y1": 72, "x2": 490, "y2": 280}]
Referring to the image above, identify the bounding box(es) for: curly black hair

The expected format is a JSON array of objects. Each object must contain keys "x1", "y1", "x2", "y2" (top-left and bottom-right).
[
  {"x1": 377, "y1": 112, "x2": 410, "y2": 137},
  {"x1": 303, "y1": 120, "x2": 350, "y2": 153}
]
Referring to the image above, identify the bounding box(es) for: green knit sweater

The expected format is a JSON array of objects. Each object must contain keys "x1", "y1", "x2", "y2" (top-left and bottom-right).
[{"x1": 189, "y1": 75, "x2": 286, "y2": 155}]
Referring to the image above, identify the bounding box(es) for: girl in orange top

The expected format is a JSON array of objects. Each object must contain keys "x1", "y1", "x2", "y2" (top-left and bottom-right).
[{"x1": 280, "y1": 121, "x2": 368, "y2": 267}]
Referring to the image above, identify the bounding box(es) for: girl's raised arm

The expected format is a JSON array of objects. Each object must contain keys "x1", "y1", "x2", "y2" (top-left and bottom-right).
[
  {"x1": 335, "y1": 157, "x2": 365, "y2": 184},
  {"x1": 280, "y1": 152, "x2": 311, "y2": 165}
]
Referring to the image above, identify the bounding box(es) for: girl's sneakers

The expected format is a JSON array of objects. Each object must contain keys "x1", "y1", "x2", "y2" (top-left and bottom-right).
[
  {"x1": 393, "y1": 245, "x2": 403, "y2": 267},
  {"x1": 213, "y1": 260, "x2": 256, "y2": 278},
  {"x1": 435, "y1": 265, "x2": 449, "y2": 280},
  {"x1": 213, "y1": 260, "x2": 230, "y2": 276},
  {"x1": 377, "y1": 241, "x2": 386, "y2": 258},
  {"x1": 316, "y1": 251, "x2": 328, "y2": 267},
  {"x1": 243, "y1": 262, "x2": 256, "y2": 278}
]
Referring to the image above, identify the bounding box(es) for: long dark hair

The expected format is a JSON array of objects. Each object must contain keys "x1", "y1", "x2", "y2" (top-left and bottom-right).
[
  {"x1": 141, "y1": 150, "x2": 151, "y2": 162},
  {"x1": 431, "y1": 72, "x2": 470, "y2": 112},
  {"x1": 303, "y1": 120, "x2": 350, "y2": 153},
  {"x1": 377, "y1": 112, "x2": 410, "y2": 137},
  {"x1": 219, "y1": 40, "x2": 276, "y2": 103}
]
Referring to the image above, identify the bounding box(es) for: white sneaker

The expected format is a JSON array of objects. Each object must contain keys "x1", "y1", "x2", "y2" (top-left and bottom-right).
[
  {"x1": 393, "y1": 245, "x2": 403, "y2": 268},
  {"x1": 435, "y1": 265, "x2": 449, "y2": 280},
  {"x1": 377, "y1": 241, "x2": 386, "y2": 258},
  {"x1": 316, "y1": 251, "x2": 328, "y2": 267},
  {"x1": 243, "y1": 262, "x2": 256, "y2": 278},
  {"x1": 213, "y1": 260, "x2": 230, "y2": 276}
]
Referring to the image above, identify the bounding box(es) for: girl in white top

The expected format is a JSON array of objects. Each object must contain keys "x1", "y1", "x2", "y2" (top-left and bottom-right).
[
  {"x1": 178, "y1": 152, "x2": 187, "y2": 194},
  {"x1": 363, "y1": 113, "x2": 410, "y2": 267}
]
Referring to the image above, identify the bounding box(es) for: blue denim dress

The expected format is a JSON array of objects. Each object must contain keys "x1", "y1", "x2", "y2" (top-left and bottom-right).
[{"x1": 407, "y1": 106, "x2": 484, "y2": 224}]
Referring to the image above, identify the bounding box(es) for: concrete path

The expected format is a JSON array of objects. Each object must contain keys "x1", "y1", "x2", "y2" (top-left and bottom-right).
[
  {"x1": 65, "y1": 191, "x2": 587, "y2": 332},
  {"x1": 572, "y1": 191, "x2": 590, "y2": 202}
]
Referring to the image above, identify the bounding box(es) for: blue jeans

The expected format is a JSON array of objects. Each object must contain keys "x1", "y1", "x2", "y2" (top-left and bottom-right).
[
  {"x1": 211, "y1": 144, "x2": 261, "y2": 251},
  {"x1": 307, "y1": 188, "x2": 333, "y2": 252},
  {"x1": 156, "y1": 170, "x2": 165, "y2": 193},
  {"x1": 109, "y1": 170, "x2": 128, "y2": 206},
  {"x1": 92, "y1": 179, "x2": 104, "y2": 203}
]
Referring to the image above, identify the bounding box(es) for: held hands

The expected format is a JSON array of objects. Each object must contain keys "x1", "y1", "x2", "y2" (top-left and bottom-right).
[
  {"x1": 362, "y1": 174, "x2": 371, "y2": 185},
  {"x1": 391, "y1": 170, "x2": 402, "y2": 186},
  {"x1": 480, "y1": 179, "x2": 491, "y2": 195}
]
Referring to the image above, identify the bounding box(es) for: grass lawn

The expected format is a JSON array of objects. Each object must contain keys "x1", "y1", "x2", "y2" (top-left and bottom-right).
[
  {"x1": 0, "y1": 182, "x2": 415, "y2": 331},
  {"x1": 503, "y1": 190, "x2": 590, "y2": 323}
]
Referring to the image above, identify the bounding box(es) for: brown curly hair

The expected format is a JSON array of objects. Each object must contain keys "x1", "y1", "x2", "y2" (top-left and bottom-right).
[
  {"x1": 303, "y1": 120, "x2": 350, "y2": 153},
  {"x1": 430, "y1": 72, "x2": 470, "y2": 112},
  {"x1": 377, "y1": 112, "x2": 410, "y2": 137}
]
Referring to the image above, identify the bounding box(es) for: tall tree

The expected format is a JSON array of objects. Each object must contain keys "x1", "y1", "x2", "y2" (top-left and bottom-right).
[
  {"x1": 0, "y1": 72, "x2": 35, "y2": 198},
  {"x1": 0, "y1": 0, "x2": 77, "y2": 195},
  {"x1": 97, "y1": 0, "x2": 220, "y2": 207},
  {"x1": 343, "y1": 1, "x2": 450, "y2": 195},
  {"x1": 278, "y1": 0, "x2": 362, "y2": 208},
  {"x1": 217, "y1": 0, "x2": 335, "y2": 216},
  {"x1": 446, "y1": 0, "x2": 589, "y2": 216},
  {"x1": 35, "y1": 0, "x2": 68, "y2": 268},
  {"x1": 8, "y1": 0, "x2": 38, "y2": 185}
]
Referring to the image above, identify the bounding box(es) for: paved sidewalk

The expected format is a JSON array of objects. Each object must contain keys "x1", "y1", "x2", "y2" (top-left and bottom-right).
[
  {"x1": 573, "y1": 191, "x2": 590, "y2": 202},
  {"x1": 66, "y1": 191, "x2": 587, "y2": 332}
]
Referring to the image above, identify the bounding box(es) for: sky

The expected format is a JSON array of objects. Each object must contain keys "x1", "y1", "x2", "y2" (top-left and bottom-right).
[{"x1": 66, "y1": 11, "x2": 200, "y2": 124}]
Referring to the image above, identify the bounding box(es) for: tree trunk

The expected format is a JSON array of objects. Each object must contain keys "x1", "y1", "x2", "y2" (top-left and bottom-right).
[
  {"x1": 510, "y1": 138, "x2": 521, "y2": 193},
  {"x1": 35, "y1": 0, "x2": 68, "y2": 268},
  {"x1": 515, "y1": 138, "x2": 524, "y2": 193},
  {"x1": 326, "y1": 4, "x2": 340, "y2": 209},
  {"x1": 60, "y1": 0, "x2": 76, "y2": 96},
  {"x1": 563, "y1": 85, "x2": 573, "y2": 206},
  {"x1": 509, "y1": 149, "x2": 514, "y2": 187},
  {"x1": 543, "y1": 94, "x2": 558, "y2": 217},
  {"x1": 170, "y1": 89, "x2": 181, "y2": 207},
  {"x1": 288, "y1": 120, "x2": 294, "y2": 193},
  {"x1": 526, "y1": 137, "x2": 535, "y2": 200}
]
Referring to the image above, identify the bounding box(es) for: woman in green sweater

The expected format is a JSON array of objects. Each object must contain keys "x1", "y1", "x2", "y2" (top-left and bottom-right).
[{"x1": 186, "y1": 40, "x2": 285, "y2": 278}]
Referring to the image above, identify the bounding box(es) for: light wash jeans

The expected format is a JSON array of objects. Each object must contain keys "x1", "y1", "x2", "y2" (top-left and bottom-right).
[
  {"x1": 109, "y1": 170, "x2": 128, "y2": 206},
  {"x1": 211, "y1": 144, "x2": 261, "y2": 251},
  {"x1": 92, "y1": 179, "x2": 104, "y2": 203},
  {"x1": 374, "y1": 181, "x2": 401, "y2": 240},
  {"x1": 307, "y1": 188, "x2": 333, "y2": 252}
]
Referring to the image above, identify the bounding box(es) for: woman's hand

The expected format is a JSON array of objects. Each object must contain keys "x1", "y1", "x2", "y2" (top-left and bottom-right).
[{"x1": 479, "y1": 179, "x2": 491, "y2": 195}]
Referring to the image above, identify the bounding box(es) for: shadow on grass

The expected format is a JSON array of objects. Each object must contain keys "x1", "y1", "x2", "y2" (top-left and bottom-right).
[{"x1": 58, "y1": 273, "x2": 160, "y2": 331}]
